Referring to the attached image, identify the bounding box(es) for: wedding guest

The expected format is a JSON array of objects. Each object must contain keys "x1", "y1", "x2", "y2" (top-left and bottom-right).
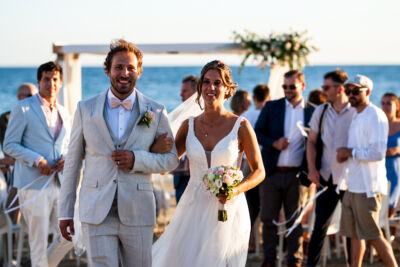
[
  {"x1": 242, "y1": 83, "x2": 270, "y2": 253},
  {"x1": 307, "y1": 89, "x2": 326, "y2": 106},
  {"x1": 306, "y1": 69, "x2": 354, "y2": 267},
  {"x1": 337, "y1": 75, "x2": 397, "y2": 267},
  {"x1": 242, "y1": 83, "x2": 270, "y2": 127},
  {"x1": 381, "y1": 93, "x2": 400, "y2": 218},
  {"x1": 230, "y1": 89, "x2": 251, "y2": 115},
  {"x1": 255, "y1": 70, "x2": 314, "y2": 267},
  {"x1": 173, "y1": 75, "x2": 198, "y2": 202},
  {"x1": 180, "y1": 75, "x2": 199, "y2": 102},
  {"x1": 4, "y1": 62, "x2": 73, "y2": 267},
  {"x1": 0, "y1": 83, "x2": 38, "y2": 150},
  {"x1": 58, "y1": 39, "x2": 179, "y2": 267},
  {"x1": 0, "y1": 83, "x2": 38, "y2": 224}
]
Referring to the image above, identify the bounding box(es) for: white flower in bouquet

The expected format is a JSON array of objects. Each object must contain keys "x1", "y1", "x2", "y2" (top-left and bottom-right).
[
  {"x1": 214, "y1": 178, "x2": 223, "y2": 188},
  {"x1": 261, "y1": 44, "x2": 268, "y2": 51},
  {"x1": 284, "y1": 42, "x2": 292, "y2": 50}
]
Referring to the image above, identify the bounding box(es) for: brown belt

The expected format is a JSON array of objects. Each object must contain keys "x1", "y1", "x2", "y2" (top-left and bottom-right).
[{"x1": 275, "y1": 166, "x2": 300, "y2": 172}]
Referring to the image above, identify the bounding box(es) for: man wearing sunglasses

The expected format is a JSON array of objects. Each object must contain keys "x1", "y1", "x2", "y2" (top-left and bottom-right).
[
  {"x1": 336, "y1": 75, "x2": 397, "y2": 267},
  {"x1": 255, "y1": 70, "x2": 314, "y2": 267},
  {"x1": 306, "y1": 70, "x2": 354, "y2": 267}
]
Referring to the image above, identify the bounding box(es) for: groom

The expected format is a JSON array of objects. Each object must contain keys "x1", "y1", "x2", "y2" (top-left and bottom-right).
[{"x1": 58, "y1": 39, "x2": 179, "y2": 267}]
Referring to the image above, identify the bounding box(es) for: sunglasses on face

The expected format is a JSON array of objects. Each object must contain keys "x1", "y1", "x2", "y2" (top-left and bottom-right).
[
  {"x1": 282, "y1": 84, "x2": 299, "y2": 90},
  {"x1": 18, "y1": 93, "x2": 33, "y2": 98},
  {"x1": 344, "y1": 87, "x2": 367, "y2": 96}
]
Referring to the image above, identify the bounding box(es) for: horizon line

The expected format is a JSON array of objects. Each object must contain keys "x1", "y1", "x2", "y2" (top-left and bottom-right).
[{"x1": 1, "y1": 63, "x2": 400, "y2": 68}]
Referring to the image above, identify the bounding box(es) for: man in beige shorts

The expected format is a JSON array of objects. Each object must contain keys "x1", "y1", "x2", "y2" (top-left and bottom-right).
[{"x1": 336, "y1": 74, "x2": 397, "y2": 267}]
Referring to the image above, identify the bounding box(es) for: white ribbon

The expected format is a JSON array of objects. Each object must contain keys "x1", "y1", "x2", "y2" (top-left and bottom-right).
[
  {"x1": 296, "y1": 120, "x2": 310, "y2": 138},
  {"x1": 4, "y1": 173, "x2": 56, "y2": 214},
  {"x1": 272, "y1": 205, "x2": 301, "y2": 226},
  {"x1": 276, "y1": 186, "x2": 328, "y2": 237}
]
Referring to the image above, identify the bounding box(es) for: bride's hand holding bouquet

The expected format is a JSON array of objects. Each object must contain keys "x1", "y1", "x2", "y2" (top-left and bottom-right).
[{"x1": 202, "y1": 165, "x2": 244, "y2": 221}]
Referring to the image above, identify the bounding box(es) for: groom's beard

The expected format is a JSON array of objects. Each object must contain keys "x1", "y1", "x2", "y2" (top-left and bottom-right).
[{"x1": 110, "y1": 77, "x2": 137, "y2": 97}]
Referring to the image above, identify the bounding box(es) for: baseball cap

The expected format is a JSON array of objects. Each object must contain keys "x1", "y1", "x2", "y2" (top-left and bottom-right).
[{"x1": 344, "y1": 74, "x2": 373, "y2": 90}]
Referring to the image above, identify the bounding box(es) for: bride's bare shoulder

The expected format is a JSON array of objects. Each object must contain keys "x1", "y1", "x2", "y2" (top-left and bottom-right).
[{"x1": 238, "y1": 117, "x2": 253, "y2": 136}]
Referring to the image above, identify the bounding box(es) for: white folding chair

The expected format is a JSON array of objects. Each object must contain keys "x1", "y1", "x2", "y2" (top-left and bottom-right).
[
  {"x1": 0, "y1": 172, "x2": 23, "y2": 267},
  {"x1": 321, "y1": 202, "x2": 346, "y2": 267}
]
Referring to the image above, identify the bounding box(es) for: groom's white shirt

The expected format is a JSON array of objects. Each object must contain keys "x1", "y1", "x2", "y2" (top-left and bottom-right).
[
  {"x1": 58, "y1": 88, "x2": 179, "y2": 226},
  {"x1": 106, "y1": 88, "x2": 136, "y2": 139}
]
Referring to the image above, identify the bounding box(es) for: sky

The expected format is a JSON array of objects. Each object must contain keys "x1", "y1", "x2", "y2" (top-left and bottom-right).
[{"x1": 1, "y1": 0, "x2": 400, "y2": 66}]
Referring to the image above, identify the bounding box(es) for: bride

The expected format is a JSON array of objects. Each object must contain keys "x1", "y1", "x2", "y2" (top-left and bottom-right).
[{"x1": 152, "y1": 60, "x2": 265, "y2": 267}]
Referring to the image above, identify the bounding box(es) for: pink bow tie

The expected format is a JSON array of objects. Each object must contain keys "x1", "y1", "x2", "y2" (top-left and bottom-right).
[{"x1": 110, "y1": 97, "x2": 133, "y2": 110}]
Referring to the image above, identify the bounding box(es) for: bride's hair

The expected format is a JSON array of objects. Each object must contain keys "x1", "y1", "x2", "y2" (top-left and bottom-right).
[{"x1": 196, "y1": 60, "x2": 238, "y2": 108}]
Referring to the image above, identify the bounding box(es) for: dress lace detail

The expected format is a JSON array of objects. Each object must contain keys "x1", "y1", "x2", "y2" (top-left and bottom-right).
[{"x1": 152, "y1": 116, "x2": 250, "y2": 267}]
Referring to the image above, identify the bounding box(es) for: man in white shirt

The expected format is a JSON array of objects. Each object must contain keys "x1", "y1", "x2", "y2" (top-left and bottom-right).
[
  {"x1": 306, "y1": 69, "x2": 354, "y2": 267},
  {"x1": 255, "y1": 70, "x2": 314, "y2": 267},
  {"x1": 4, "y1": 62, "x2": 73, "y2": 267},
  {"x1": 242, "y1": 83, "x2": 270, "y2": 128},
  {"x1": 337, "y1": 74, "x2": 397, "y2": 267}
]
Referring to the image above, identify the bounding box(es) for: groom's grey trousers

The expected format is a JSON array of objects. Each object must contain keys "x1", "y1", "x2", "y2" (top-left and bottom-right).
[{"x1": 82, "y1": 202, "x2": 153, "y2": 267}]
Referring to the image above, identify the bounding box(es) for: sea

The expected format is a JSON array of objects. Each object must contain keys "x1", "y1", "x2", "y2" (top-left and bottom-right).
[{"x1": 0, "y1": 65, "x2": 399, "y2": 115}]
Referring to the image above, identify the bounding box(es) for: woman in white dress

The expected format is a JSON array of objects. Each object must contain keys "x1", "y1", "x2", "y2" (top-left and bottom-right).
[{"x1": 152, "y1": 60, "x2": 265, "y2": 267}]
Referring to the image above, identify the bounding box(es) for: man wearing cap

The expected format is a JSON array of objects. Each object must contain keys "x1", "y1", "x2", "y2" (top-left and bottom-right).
[{"x1": 336, "y1": 74, "x2": 397, "y2": 267}]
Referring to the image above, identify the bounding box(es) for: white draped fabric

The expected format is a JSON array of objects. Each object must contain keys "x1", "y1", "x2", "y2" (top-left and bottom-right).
[
  {"x1": 267, "y1": 63, "x2": 289, "y2": 100},
  {"x1": 168, "y1": 93, "x2": 203, "y2": 137}
]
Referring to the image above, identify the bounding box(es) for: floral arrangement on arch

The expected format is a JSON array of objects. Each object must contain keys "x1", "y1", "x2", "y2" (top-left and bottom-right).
[{"x1": 233, "y1": 29, "x2": 318, "y2": 70}]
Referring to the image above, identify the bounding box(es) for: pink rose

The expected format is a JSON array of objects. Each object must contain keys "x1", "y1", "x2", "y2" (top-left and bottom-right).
[{"x1": 223, "y1": 174, "x2": 234, "y2": 186}]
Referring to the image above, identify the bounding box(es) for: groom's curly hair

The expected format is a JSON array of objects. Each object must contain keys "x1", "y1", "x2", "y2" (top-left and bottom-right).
[
  {"x1": 104, "y1": 39, "x2": 143, "y2": 75},
  {"x1": 196, "y1": 60, "x2": 238, "y2": 109}
]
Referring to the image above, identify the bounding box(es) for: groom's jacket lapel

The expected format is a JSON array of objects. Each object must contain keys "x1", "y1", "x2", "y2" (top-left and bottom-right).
[
  {"x1": 94, "y1": 90, "x2": 115, "y2": 150},
  {"x1": 124, "y1": 90, "x2": 149, "y2": 149}
]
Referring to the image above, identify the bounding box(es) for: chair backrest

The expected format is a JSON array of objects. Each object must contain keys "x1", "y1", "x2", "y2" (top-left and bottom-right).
[
  {"x1": 0, "y1": 172, "x2": 7, "y2": 206},
  {"x1": 326, "y1": 202, "x2": 342, "y2": 235},
  {"x1": 379, "y1": 181, "x2": 390, "y2": 227}
]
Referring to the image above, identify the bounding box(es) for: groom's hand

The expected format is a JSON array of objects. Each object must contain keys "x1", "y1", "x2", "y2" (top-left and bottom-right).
[
  {"x1": 111, "y1": 150, "x2": 135, "y2": 169},
  {"x1": 59, "y1": 219, "x2": 75, "y2": 242}
]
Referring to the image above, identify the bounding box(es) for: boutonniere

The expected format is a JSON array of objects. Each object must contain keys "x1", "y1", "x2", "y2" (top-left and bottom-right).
[{"x1": 138, "y1": 106, "x2": 155, "y2": 128}]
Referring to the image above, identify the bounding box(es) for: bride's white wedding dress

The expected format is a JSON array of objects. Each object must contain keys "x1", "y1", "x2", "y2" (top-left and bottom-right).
[{"x1": 152, "y1": 116, "x2": 251, "y2": 267}]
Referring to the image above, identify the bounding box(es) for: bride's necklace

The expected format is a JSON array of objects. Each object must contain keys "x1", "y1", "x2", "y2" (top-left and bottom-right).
[{"x1": 199, "y1": 114, "x2": 226, "y2": 138}]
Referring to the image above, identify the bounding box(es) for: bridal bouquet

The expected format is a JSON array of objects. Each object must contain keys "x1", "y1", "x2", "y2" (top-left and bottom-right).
[{"x1": 202, "y1": 165, "x2": 244, "y2": 222}]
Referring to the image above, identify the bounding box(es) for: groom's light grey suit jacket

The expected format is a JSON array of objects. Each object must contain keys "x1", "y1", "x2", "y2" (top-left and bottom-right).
[
  {"x1": 58, "y1": 89, "x2": 179, "y2": 226},
  {"x1": 4, "y1": 95, "x2": 70, "y2": 189}
]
